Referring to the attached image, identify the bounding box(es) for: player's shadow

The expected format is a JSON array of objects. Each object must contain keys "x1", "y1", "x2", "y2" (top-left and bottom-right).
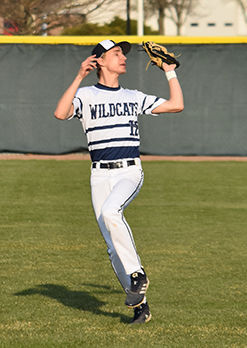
[{"x1": 14, "y1": 283, "x2": 129, "y2": 323}]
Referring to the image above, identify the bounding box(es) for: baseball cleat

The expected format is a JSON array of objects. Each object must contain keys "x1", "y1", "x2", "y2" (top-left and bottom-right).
[
  {"x1": 125, "y1": 270, "x2": 149, "y2": 308},
  {"x1": 130, "y1": 302, "x2": 152, "y2": 324}
]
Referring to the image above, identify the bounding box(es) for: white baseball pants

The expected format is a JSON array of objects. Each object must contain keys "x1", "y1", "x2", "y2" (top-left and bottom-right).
[{"x1": 90, "y1": 158, "x2": 144, "y2": 292}]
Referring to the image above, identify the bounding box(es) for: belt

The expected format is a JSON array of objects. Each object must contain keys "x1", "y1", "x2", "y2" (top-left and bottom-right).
[{"x1": 92, "y1": 159, "x2": 136, "y2": 169}]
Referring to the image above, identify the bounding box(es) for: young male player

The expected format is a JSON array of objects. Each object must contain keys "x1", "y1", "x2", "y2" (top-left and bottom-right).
[{"x1": 54, "y1": 39, "x2": 184, "y2": 324}]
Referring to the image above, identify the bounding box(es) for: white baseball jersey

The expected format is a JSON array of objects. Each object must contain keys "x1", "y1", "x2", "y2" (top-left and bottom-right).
[{"x1": 71, "y1": 83, "x2": 166, "y2": 162}]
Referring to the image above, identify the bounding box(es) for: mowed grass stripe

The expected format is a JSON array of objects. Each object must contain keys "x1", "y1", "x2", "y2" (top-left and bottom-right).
[{"x1": 0, "y1": 160, "x2": 247, "y2": 347}]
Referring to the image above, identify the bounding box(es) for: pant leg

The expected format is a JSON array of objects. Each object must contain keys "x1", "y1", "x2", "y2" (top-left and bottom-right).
[
  {"x1": 90, "y1": 165, "x2": 144, "y2": 291},
  {"x1": 101, "y1": 173, "x2": 143, "y2": 275},
  {"x1": 90, "y1": 168, "x2": 131, "y2": 291}
]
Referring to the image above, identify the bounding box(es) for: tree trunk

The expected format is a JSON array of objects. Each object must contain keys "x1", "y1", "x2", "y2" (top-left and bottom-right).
[
  {"x1": 126, "y1": 0, "x2": 131, "y2": 35},
  {"x1": 158, "y1": 5, "x2": 165, "y2": 35}
]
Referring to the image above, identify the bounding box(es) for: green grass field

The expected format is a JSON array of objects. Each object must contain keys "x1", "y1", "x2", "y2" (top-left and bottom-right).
[{"x1": 0, "y1": 160, "x2": 247, "y2": 347}]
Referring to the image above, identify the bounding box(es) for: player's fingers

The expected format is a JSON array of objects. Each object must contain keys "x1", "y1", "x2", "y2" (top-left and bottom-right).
[
  {"x1": 90, "y1": 60, "x2": 97, "y2": 69},
  {"x1": 88, "y1": 65, "x2": 96, "y2": 72},
  {"x1": 86, "y1": 56, "x2": 98, "y2": 69},
  {"x1": 79, "y1": 55, "x2": 98, "y2": 77},
  {"x1": 81, "y1": 61, "x2": 95, "y2": 71},
  {"x1": 87, "y1": 55, "x2": 97, "y2": 64},
  {"x1": 81, "y1": 55, "x2": 96, "y2": 65}
]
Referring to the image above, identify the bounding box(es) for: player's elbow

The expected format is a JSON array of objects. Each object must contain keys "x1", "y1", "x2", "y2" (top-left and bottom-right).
[
  {"x1": 153, "y1": 100, "x2": 184, "y2": 114},
  {"x1": 173, "y1": 102, "x2": 184, "y2": 113},
  {"x1": 54, "y1": 111, "x2": 61, "y2": 119},
  {"x1": 168, "y1": 101, "x2": 184, "y2": 113},
  {"x1": 54, "y1": 111, "x2": 68, "y2": 120}
]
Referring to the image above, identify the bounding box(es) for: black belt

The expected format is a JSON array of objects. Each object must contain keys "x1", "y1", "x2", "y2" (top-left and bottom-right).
[{"x1": 92, "y1": 159, "x2": 136, "y2": 169}]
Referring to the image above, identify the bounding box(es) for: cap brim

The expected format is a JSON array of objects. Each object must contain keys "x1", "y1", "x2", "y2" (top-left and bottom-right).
[{"x1": 117, "y1": 41, "x2": 131, "y2": 55}]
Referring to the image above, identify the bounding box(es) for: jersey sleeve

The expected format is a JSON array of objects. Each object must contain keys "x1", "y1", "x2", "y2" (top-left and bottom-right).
[
  {"x1": 67, "y1": 88, "x2": 83, "y2": 120},
  {"x1": 71, "y1": 95, "x2": 83, "y2": 119},
  {"x1": 136, "y1": 91, "x2": 166, "y2": 116}
]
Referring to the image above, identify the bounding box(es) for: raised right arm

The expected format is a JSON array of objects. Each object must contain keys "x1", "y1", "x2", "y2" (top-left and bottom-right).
[{"x1": 54, "y1": 55, "x2": 97, "y2": 120}]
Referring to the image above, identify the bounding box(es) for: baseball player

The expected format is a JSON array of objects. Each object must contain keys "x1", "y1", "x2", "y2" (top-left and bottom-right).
[{"x1": 54, "y1": 39, "x2": 184, "y2": 324}]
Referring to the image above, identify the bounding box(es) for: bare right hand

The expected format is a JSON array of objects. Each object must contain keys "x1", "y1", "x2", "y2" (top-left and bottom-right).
[{"x1": 78, "y1": 55, "x2": 98, "y2": 79}]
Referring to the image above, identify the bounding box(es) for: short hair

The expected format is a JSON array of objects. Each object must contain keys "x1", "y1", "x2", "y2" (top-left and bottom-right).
[
  {"x1": 96, "y1": 65, "x2": 101, "y2": 78},
  {"x1": 96, "y1": 53, "x2": 105, "y2": 78}
]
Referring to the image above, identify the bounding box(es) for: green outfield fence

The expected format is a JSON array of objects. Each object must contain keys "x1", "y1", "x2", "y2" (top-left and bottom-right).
[{"x1": 0, "y1": 35, "x2": 247, "y2": 156}]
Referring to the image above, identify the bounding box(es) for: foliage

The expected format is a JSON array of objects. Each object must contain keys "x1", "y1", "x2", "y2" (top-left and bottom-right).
[
  {"x1": 0, "y1": 0, "x2": 112, "y2": 35},
  {"x1": 145, "y1": 0, "x2": 199, "y2": 35},
  {"x1": 62, "y1": 16, "x2": 158, "y2": 36},
  {"x1": 0, "y1": 0, "x2": 199, "y2": 36},
  {"x1": 1, "y1": 160, "x2": 247, "y2": 346}
]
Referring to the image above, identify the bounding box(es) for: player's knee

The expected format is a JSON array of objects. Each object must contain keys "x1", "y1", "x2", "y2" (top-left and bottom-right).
[
  {"x1": 101, "y1": 206, "x2": 113, "y2": 222},
  {"x1": 101, "y1": 205, "x2": 119, "y2": 226}
]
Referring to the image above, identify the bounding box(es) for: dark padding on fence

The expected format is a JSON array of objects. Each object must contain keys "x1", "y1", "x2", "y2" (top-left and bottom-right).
[{"x1": 0, "y1": 43, "x2": 247, "y2": 155}]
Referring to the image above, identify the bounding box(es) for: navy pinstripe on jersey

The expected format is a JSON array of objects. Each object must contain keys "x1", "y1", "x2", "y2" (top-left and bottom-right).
[{"x1": 71, "y1": 83, "x2": 166, "y2": 162}]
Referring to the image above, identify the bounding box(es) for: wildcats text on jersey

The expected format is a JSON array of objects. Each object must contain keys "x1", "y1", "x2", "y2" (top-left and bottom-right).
[
  {"x1": 71, "y1": 84, "x2": 166, "y2": 161},
  {"x1": 89, "y1": 102, "x2": 138, "y2": 119}
]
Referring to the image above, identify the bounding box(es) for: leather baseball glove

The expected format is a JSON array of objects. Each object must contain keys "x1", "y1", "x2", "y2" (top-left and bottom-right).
[{"x1": 142, "y1": 41, "x2": 180, "y2": 70}]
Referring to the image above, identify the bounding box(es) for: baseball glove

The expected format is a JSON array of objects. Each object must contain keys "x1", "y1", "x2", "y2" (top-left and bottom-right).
[{"x1": 142, "y1": 41, "x2": 180, "y2": 70}]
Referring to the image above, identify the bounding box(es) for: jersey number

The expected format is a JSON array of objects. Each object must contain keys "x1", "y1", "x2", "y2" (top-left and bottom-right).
[{"x1": 129, "y1": 121, "x2": 139, "y2": 136}]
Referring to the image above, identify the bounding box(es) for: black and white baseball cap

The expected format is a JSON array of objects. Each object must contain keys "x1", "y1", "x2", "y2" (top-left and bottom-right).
[{"x1": 92, "y1": 39, "x2": 131, "y2": 58}]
